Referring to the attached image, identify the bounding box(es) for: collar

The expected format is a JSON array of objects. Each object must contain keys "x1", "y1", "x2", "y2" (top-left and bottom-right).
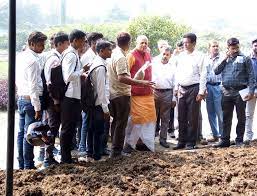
[
  {"x1": 67, "y1": 45, "x2": 79, "y2": 55},
  {"x1": 250, "y1": 52, "x2": 257, "y2": 59},
  {"x1": 117, "y1": 46, "x2": 127, "y2": 56},
  {"x1": 27, "y1": 48, "x2": 39, "y2": 58},
  {"x1": 94, "y1": 55, "x2": 107, "y2": 66}
]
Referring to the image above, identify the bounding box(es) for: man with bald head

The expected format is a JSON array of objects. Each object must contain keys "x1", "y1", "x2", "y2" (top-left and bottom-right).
[{"x1": 124, "y1": 35, "x2": 156, "y2": 153}]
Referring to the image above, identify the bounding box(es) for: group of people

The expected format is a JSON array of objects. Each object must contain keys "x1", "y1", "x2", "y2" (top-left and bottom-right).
[{"x1": 15, "y1": 29, "x2": 257, "y2": 170}]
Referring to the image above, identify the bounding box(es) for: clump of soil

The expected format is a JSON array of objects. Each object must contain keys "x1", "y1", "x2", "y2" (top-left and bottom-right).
[{"x1": 1, "y1": 143, "x2": 257, "y2": 195}]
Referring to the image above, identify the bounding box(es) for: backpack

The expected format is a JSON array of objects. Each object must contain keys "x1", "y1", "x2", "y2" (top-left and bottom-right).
[
  {"x1": 81, "y1": 65, "x2": 106, "y2": 112},
  {"x1": 47, "y1": 52, "x2": 78, "y2": 102},
  {"x1": 41, "y1": 53, "x2": 59, "y2": 109}
]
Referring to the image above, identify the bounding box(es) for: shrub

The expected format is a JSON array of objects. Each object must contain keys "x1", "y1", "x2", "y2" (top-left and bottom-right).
[
  {"x1": 0, "y1": 79, "x2": 17, "y2": 110},
  {"x1": 0, "y1": 79, "x2": 8, "y2": 110}
]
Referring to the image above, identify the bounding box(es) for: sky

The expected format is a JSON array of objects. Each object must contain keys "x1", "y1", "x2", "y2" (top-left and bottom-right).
[{"x1": 0, "y1": 0, "x2": 256, "y2": 32}]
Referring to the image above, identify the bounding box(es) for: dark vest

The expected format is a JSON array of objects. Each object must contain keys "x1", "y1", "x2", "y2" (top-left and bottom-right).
[{"x1": 130, "y1": 49, "x2": 152, "y2": 96}]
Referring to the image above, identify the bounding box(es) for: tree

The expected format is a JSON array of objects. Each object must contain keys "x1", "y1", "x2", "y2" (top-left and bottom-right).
[{"x1": 127, "y1": 15, "x2": 190, "y2": 56}]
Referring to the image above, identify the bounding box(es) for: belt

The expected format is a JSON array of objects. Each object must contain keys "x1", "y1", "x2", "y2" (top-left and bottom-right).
[
  {"x1": 19, "y1": 95, "x2": 31, "y2": 100},
  {"x1": 180, "y1": 83, "x2": 199, "y2": 90},
  {"x1": 207, "y1": 82, "x2": 221, "y2": 86},
  {"x1": 155, "y1": 88, "x2": 172, "y2": 92},
  {"x1": 223, "y1": 85, "x2": 247, "y2": 91}
]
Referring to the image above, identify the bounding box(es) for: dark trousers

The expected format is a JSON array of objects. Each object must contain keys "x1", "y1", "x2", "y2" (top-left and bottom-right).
[
  {"x1": 168, "y1": 108, "x2": 175, "y2": 132},
  {"x1": 86, "y1": 105, "x2": 105, "y2": 160},
  {"x1": 110, "y1": 96, "x2": 130, "y2": 155},
  {"x1": 60, "y1": 97, "x2": 81, "y2": 163},
  {"x1": 178, "y1": 85, "x2": 200, "y2": 146},
  {"x1": 221, "y1": 94, "x2": 246, "y2": 143},
  {"x1": 102, "y1": 119, "x2": 110, "y2": 152},
  {"x1": 154, "y1": 90, "x2": 173, "y2": 141},
  {"x1": 45, "y1": 98, "x2": 61, "y2": 162}
]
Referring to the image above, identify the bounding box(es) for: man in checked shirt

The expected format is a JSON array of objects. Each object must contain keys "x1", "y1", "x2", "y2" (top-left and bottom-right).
[{"x1": 214, "y1": 37, "x2": 255, "y2": 148}]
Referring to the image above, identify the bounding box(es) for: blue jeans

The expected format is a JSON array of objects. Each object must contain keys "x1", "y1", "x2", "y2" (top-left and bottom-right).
[
  {"x1": 78, "y1": 112, "x2": 88, "y2": 152},
  {"x1": 206, "y1": 84, "x2": 223, "y2": 137},
  {"x1": 17, "y1": 98, "x2": 36, "y2": 169}
]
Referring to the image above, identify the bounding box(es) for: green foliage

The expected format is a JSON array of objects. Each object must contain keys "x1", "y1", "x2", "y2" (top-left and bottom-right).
[
  {"x1": 127, "y1": 16, "x2": 190, "y2": 56},
  {"x1": 197, "y1": 32, "x2": 227, "y2": 53},
  {"x1": 46, "y1": 23, "x2": 127, "y2": 42}
]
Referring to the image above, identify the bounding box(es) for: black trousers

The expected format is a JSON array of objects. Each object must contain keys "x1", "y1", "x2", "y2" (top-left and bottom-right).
[
  {"x1": 178, "y1": 84, "x2": 200, "y2": 146},
  {"x1": 221, "y1": 94, "x2": 246, "y2": 143},
  {"x1": 110, "y1": 96, "x2": 130, "y2": 155},
  {"x1": 60, "y1": 97, "x2": 81, "y2": 163}
]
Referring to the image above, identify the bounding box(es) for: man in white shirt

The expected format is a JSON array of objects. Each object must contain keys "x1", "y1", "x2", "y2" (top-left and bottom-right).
[
  {"x1": 152, "y1": 47, "x2": 176, "y2": 148},
  {"x1": 16, "y1": 31, "x2": 47, "y2": 169},
  {"x1": 86, "y1": 40, "x2": 112, "y2": 161},
  {"x1": 43, "y1": 32, "x2": 69, "y2": 167},
  {"x1": 80, "y1": 32, "x2": 103, "y2": 70},
  {"x1": 60, "y1": 29, "x2": 86, "y2": 164},
  {"x1": 173, "y1": 33, "x2": 207, "y2": 150},
  {"x1": 153, "y1": 40, "x2": 169, "y2": 63},
  {"x1": 79, "y1": 32, "x2": 103, "y2": 155}
]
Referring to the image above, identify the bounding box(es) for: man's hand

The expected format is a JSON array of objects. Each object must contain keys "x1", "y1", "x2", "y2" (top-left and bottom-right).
[
  {"x1": 35, "y1": 111, "x2": 42, "y2": 121},
  {"x1": 171, "y1": 101, "x2": 176, "y2": 108},
  {"x1": 82, "y1": 63, "x2": 89, "y2": 72},
  {"x1": 103, "y1": 112, "x2": 110, "y2": 121},
  {"x1": 244, "y1": 93, "x2": 254, "y2": 101},
  {"x1": 140, "y1": 80, "x2": 155, "y2": 87},
  {"x1": 196, "y1": 94, "x2": 205, "y2": 102}
]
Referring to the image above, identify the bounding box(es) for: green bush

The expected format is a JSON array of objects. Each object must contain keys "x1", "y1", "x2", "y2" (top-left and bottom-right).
[{"x1": 127, "y1": 15, "x2": 190, "y2": 56}]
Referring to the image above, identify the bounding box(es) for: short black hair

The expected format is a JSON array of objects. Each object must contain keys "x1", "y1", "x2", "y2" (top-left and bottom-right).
[
  {"x1": 183, "y1": 33, "x2": 197, "y2": 43},
  {"x1": 176, "y1": 40, "x2": 183, "y2": 47},
  {"x1": 227, "y1": 38, "x2": 239, "y2": 46},
  {"x1": 28, "y1": 31, "x2": 47, "y2": 45},
  {"x1": 117, "y1": 32, "x2": 131, "y2": 47},
  {"x1": 69, "y1": 29, "x2": 86, "y2": 42},
  {"x1": 96, "y1": 40, "x2": 112, "y2": 53},
  {"x1": 87, "y1": 32, "x2": 104, "y2": 46},
  {"x1": 54, "y1": 32, "x2": 69, "y2": 47},
  {"x1": 252, "y1": 38, "x2": 257, "y2": 45}
]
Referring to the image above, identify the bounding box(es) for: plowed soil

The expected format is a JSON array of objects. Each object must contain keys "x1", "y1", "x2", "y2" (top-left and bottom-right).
[{"x1": 1, "y1": 143, "x2": 257, "y2": 196}]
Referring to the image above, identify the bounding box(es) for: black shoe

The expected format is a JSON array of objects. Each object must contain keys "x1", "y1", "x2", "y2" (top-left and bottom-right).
[
  {"x1": 173, "y1": 143, "x2": 185, "y2": 150},
  {"x1": 102, "y1": 148, "x2": 111, "y2": 156},
  {"x1": 123, "y1": 144, "x2": 134, "y2": 154},
  {"x1": 235, "y1": 141, "x2": 244, "y2": 147},
  {"x1": 109, "y1": 151, "x2": 123, "y2": 160},
  {"x1": 160, "y1": 140, "x2": 170, "y2": 148},
  {"x1": 244, "y1": 140, "x2": 251, "y2": 146},
  {"x1": 214, "y1": 141, "x2": 230, "y2": 148},
  {"x1": 185, "y1": 145, "x2": 197, "y2": 150}
]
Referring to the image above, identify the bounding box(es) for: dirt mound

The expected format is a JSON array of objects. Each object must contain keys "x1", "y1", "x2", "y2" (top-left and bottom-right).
[{"x1": 1, "y1": 144, "x2": 257, "y2": 195}]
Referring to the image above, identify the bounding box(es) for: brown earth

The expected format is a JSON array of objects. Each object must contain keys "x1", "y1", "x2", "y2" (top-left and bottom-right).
[{"x1": 1, "y1": 143, "x2": 257, "y2": 196}]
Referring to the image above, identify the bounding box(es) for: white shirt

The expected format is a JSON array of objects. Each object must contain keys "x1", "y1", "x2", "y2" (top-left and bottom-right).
[
  {"x1": 90, "y1": 55, "x2": 110, "y2": 113},
  {"x1": 44, "y1": 49, "x2": 61, "y2": 85},
  {"x1": 80, "y1": 48, "x2": 96, "y2": 67},
  {"x1": 62, "y1": 46, "x2": 83, "y2": 100},
  {"x1": 174, "y1": 50, "x2": 207, "y2": 95},
  {"x1": 152, "y1": 60, "x2": 175, "y2": 89},
  {"x1": 16, "y1": 48, "x2": 43, "y2": 111}
]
